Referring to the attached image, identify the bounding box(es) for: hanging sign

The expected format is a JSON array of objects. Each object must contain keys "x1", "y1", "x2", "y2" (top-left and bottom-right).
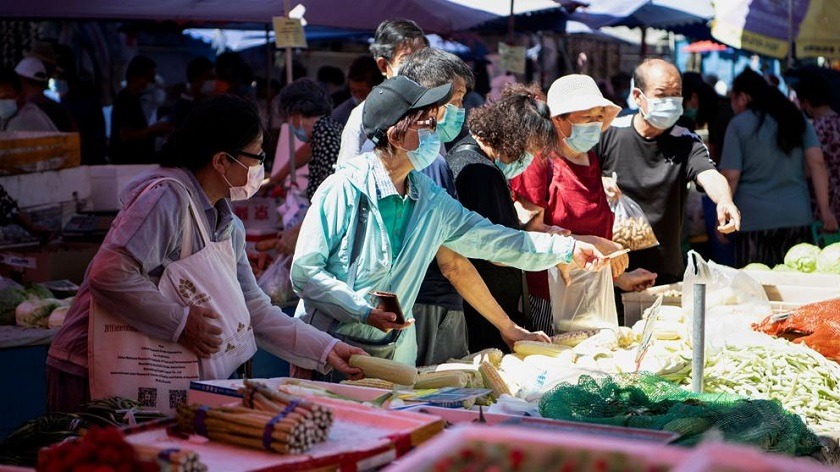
[
  {"x1": 273, "y1": 17, "x2": 307, "y2": 49},
  {"x1": 498, "y1": 42, "x2": 526, "y2": 75}
]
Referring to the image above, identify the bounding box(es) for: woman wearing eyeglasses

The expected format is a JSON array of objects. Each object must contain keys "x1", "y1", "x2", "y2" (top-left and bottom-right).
[
  {"x1": 290, "y1": 77, "x2": 608, "y2": 369},
  {"x1": 47, "y1": 95, "x2": 366, "y2": 413}
]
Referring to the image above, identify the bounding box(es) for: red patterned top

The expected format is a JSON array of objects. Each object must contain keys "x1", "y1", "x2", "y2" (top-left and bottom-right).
[{"x1": 510, "y1": 150, "x2": 614, "y2": 299}]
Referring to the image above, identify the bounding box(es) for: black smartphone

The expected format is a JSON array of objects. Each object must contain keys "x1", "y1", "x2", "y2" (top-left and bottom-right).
[{"x1": 370, "y1": 290, "x2": 405, "y2": 324}]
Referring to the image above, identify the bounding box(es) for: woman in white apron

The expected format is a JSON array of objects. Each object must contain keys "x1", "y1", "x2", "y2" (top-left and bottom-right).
[{"x1": 47, "y1": 95, "x2": 365, "y2": 413}]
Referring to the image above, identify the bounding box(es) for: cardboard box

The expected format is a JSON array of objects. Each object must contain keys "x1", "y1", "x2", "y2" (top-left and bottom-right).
[
  {"x1": 0, "y1": 132, "x2": 80, "y2": 176},
  {"x1": 0, "y1": 241, "x2": 99, "y2": 284}
]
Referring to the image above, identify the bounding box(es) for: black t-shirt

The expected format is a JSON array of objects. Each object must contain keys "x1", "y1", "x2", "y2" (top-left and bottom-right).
[
  {"x1": 110, "y1": 89, "x2": 155, "y2": 165},
  {"x1": 447, "y1": 136, "x2": 527, "y2": 352},
  {"x1": 596, "y1": 114, "x2": 715, "y2": 282}
]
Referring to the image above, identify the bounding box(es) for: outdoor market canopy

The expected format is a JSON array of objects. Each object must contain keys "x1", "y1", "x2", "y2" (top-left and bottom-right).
[
  {"x1": 711, "y1": 0, "x2": 840, "y2": 59},
  {"x1": 0, "y1": 0, "x2": 498, "y2": 33}
]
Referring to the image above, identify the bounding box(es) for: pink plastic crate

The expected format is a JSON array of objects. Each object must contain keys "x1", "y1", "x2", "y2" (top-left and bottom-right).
[{"x1": 386, "y1": 424, "x2": 688, "y2": 471}]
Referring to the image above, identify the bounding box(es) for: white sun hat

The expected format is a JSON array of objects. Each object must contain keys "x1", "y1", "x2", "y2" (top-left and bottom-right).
[
  {"x1": 546, "y1": 74, "x2": 620, "y2": 117},
  {"x1": 14, "y1": 57, "x2": 48, "y2": 82}
]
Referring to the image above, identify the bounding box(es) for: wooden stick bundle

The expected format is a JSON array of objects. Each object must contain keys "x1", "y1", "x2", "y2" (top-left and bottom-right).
[
  {"x1": 133, "y1": 444, "x2": 208, "y2": 472},
  {"x1": 175, "y1": 382, "x2": 334, "y2": 455}
]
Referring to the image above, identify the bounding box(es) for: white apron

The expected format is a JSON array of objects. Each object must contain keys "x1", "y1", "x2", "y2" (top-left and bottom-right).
[{"x1": 88, "y1": 178, "x2": 257, "y2": 412}]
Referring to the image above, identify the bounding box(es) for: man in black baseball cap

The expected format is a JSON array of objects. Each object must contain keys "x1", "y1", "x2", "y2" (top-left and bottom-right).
[{"x1": 363, "y1": 75, "x2": 452, "y2": 147}]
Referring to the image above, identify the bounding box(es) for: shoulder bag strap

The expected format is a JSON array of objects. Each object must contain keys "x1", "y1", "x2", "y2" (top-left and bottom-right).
[{"x1": 129, "y1": 177, "x2": 211, "y2": 260}]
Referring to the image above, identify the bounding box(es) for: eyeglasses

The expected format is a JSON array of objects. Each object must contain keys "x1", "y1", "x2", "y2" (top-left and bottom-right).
[
  {"x1": 235, "y1": 150, "x2": 266, "y2": 165},
  {"x1": 412, "y1": 118, "x2": 437, "y2": 130}
]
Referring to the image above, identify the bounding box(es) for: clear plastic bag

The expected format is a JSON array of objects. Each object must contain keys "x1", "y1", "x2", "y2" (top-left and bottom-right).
[
  {"x1": 610, "y1": 194, "x2": 659, "y2": 251},
  {"x1": 257, "y1": 253, "x2": 296, "y2": 304},
  {"x1": 682, "y1": 250, "x2": 772, "y2": 348},
  {"x1": 547, "y1": 265, "x2": 618, "y2": 332}
]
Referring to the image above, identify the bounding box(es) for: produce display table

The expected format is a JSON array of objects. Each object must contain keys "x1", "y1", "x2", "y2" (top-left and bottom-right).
[{"x1": 122, "y1": 396, "x2": 443, "y2": 471}]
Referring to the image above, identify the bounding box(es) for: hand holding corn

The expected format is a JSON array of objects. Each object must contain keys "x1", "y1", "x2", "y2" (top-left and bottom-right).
[{"x1": 327, "y1": 342, "x2": 368, "y2": 380}]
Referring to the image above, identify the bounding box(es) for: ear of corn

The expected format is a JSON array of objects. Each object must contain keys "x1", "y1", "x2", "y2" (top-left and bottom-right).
[
  {"x1": 434, "y1": 362, "x2": 479, "y2": 372},
  {"x1": 340, "y1": 378, "x2": 395, "y2": 390},
  {"x1": 513, "y1": 340, "x2": 571, "y2": 357},
  {"x1": 349, "y1": 355, "x2": 418, "y2": 385},
  {"x1": 478, "y1": 361, "x2": 511, "y2": 399},
  {"x1": 414, "y1": 371, "x2": 469, "y2": 389},
  {"x1": 551, "y1": 329, "x2": 601, "y2": 347}
]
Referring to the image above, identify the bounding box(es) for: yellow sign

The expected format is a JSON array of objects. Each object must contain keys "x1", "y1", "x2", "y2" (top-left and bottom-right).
[
  {"x1": 497, "y1": 42, "x2": 526, "y2": 75},
  {"x1": 272, "y1": 17, "x2": 307, "y2": 49}
]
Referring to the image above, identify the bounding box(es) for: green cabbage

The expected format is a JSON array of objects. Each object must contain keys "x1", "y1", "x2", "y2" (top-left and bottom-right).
[
  {"x1": 783, "y1": 243, "x2": 820, "y2": 273},
  {"x1": 0, "y1": 287, "x2": 28, "y2": 325},
  {"x1": 16, "y1": 298, "x2": 61, "y2": 328},
  {"x1": 742, "y1": 263, "x2": 771, "y2": 271},
  {"x1": 773, "y1": 264, "x2": 795, "y2": 272},
  {"x1": 816, "y1": 242, "x2": 840, "y2": 274}
]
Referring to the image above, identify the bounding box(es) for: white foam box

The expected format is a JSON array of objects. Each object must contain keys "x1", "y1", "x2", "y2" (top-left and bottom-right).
[
  {"x1": 742, "y1": 269, "x2": 840, "y2": 303},
  {"x1": 622, "y1": 270, "x2": 840, "y2": 326},
  {"x1": 621, "y1": 283, "x2": 683, "y2": 327}
]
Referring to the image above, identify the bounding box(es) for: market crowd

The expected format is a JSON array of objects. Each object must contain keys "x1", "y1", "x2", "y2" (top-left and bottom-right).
[{"x1": 22, "y1": 18, "x2": 837, "y2": 410}]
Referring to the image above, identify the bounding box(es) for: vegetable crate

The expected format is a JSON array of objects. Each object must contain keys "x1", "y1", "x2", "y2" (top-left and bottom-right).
[{"x1": 386, "y1": 424, "x2": 837, "y2": 472}]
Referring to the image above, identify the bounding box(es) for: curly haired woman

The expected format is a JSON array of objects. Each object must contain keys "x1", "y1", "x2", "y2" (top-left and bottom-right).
[{"x1": 446, "y1": 83, "x2": 562, "y2": 351}]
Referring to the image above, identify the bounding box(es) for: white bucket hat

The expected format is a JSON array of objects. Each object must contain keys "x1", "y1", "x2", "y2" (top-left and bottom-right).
[
  {"x1": 14, "y1": 57, "x2": 48, "y2": 82},
  {"x1": 547, "y1": 74, "x2": 620, "y2": 117}
]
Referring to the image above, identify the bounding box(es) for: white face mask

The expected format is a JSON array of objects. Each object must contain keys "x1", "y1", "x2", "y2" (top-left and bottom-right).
[
  {"x1": 639, "y1": 91, "x2": 683, "y2": 129},
  {"x1": 200, "y1": 79, "x2": 216, "y2": 95},
  {"x1": 0, "y1": 99, "x2": 18, "y2": 120},
  {"x1": 223, "y1": 154, "x2": 265, "y2": 201}
]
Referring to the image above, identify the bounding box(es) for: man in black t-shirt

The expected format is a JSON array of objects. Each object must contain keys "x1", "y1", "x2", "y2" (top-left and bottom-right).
[{"x1": 596, "y1": 59, "x2": 741, "y2": 283}]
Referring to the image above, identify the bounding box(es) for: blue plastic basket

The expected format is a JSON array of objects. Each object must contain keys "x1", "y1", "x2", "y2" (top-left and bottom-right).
[{"x1": 812, "y1": 222, "x2": 840, "y2": 248}]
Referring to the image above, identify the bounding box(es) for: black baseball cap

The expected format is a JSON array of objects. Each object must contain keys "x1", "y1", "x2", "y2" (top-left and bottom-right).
[{"x1": 363, "y1": 75, "x2": 452, "y2": 145}]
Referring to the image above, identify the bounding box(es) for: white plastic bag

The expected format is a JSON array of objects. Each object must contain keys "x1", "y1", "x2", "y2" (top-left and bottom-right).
[
  {"x1": 279, "y1": 186, "x2": 309, "y2": 230},
  {"x1": 610, "y1": 194, "x2": 659, "y2": 251},
  {"x1": 682, "y1": 250, "x2": 771, "y2": 347},
  {"x1": 257, "y1": 253, "x2": 296, "y2": 304},
  {"x1": 547, "y1": 265, "x2": 617, "y2": 332}
]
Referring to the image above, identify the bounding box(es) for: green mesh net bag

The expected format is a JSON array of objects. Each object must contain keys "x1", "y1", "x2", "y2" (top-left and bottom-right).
[{"x1": 538, "y1": 373, "x2": 822, "y2": 457}]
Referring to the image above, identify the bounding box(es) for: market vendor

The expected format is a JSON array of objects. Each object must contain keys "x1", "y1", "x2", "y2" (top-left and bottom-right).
[
  {"x1": 47, "y1": 95, "x2": 366, "y2": 413},
  {"x1": 596, "y1": 59, "x2": 741, "y2": 284},
  {"x1": 290, "y1": 76, "x2": 608, "y2": 371}
]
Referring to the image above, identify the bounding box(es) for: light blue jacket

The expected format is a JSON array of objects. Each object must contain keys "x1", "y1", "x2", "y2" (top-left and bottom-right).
[{"x1": 291, "y1": 152, "x2": 575, "y2": 365}]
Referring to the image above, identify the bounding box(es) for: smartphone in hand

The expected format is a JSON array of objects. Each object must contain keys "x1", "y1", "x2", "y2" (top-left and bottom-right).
[{"x1": 370, "y1": 290, "x2": 405, "y2": 324}]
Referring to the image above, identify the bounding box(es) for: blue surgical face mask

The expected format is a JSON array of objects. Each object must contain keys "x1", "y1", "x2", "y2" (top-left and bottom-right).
[
  {"x1": 495, "y1": 150, "x2": 534, "y2": 180},
  {"x1": 564, "y1": 121, "x2": 602, "y2": 154},
  {"x1": 437, "y1": 104, "x2": 466, "y2": 143},
  {"x1": 684, "y1": 106, "x2": 698, "y2": 120},
  {"x1": 405, "y1": 128, "x2": 440, "y2": 171},
  {"x1": 639, "y1": 91, "x2": 683, "y2": 129},
  {"x1": 0, "y1": 99, "x2": 18, "y2": 120},
  {"x1": 291, "y1": 123, "x2": 308, "y2": 142}
]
